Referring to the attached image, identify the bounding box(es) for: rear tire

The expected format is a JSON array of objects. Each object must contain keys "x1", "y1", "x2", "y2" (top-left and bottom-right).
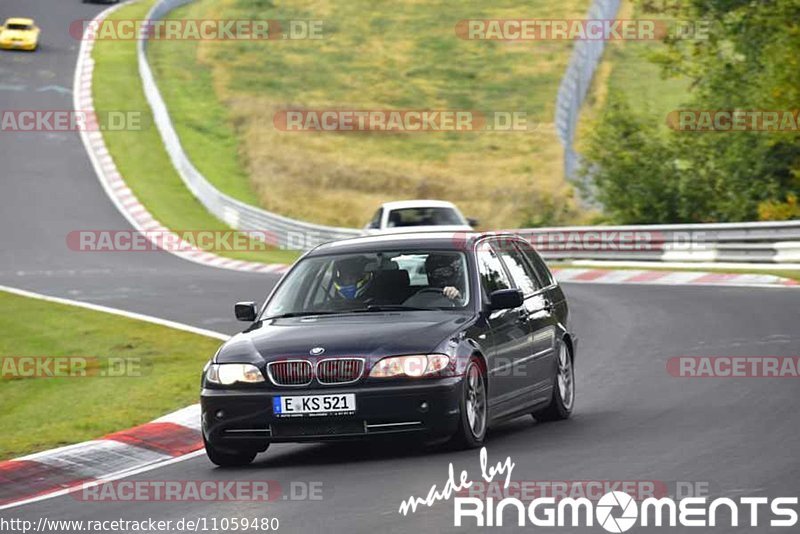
[
  {"x1": 532, "y1": 341, "x2": 574, "y2": 422},
  {"x1": 450, "y1": 358, "x2": 488, "y2": 449},
  {"x1": 203, "y1": 436, "x2": 261, "y2": 467}
]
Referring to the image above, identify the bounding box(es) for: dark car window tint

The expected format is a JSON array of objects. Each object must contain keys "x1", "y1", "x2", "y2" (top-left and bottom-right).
[
  {"x1": 494, "y1": 242, "x2": 540, "y2": 296},
  {"x1": 368, "y1": 208, "x2": 382, "y2": 229},
  {"x1": 386, "y1": 207, "x2": 464, "y2": 227},
  {"x1": 476, "y1": 242, "x2": 512, "y2": 293},
  {"x1": 515, "y1": 240, "x2": 554, "y2": 287},
  {"x1": 263, "y1": 250, "x2": 471, "y2": 317}
]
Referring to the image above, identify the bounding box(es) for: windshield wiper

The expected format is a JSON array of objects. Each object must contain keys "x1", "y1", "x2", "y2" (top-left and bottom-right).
[
  {"x1": 263, "y1": 306, "x2": 428, "y2": 320},
  {"x1": 262, "y1": 311, "x2": 344, "y2": 320},
  {"x1": 362, "y1": 304, "x2": 429, "y2": 312}
]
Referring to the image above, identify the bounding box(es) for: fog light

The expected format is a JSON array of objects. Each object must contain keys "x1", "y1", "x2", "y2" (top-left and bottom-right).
[
  {"x1": 419, "y1": 401, "x2": 429, "y2": 413},
  {"x1": 215, "y1": 410, "x2": 225, "y2": 419}
]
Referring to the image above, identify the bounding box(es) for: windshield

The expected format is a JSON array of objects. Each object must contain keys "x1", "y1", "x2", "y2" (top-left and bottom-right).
[
  {"x1": 386, "y1": 207, "x2": 465, "y2": 227},
  {"x1": 6, "y1": 24, "x2": 33, "y2": 31},
  {"x1": 263, "y1": 250, "x2": 471, "y2": 317}
]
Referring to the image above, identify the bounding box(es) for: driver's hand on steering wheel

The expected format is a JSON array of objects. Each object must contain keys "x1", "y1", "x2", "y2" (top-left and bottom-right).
[{"x1": 443, "y1": 286, "x2": 461, "y2": 300}]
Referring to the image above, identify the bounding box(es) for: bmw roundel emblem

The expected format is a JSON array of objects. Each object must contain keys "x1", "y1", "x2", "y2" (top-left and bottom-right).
[{"x1": 310, "y1": 347, "x2": 325, "y2": 356}]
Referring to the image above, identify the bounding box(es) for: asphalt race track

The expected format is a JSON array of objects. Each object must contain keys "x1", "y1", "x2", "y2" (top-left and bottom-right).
[
  {"x1": 0, "y1": 0, "x2": 280, "y2": 334},
  {"x1": 1, "y1": 1, "x2": 799, "y2": 533}
]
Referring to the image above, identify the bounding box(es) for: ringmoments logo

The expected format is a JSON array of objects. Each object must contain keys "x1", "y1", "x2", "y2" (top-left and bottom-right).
[
  {"x1": 396, "y1": 448, "x2": 799, "y2": 531},
  {"x1": 453, "y1": 491, "x2": 799, "y2": 530}
]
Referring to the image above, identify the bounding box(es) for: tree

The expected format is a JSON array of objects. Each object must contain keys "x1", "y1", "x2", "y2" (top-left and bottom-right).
[{"x1": 581, "y1": 0, "x2": 800, "y2": 223}]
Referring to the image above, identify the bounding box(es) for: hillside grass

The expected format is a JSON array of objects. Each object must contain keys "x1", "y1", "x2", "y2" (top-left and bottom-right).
[
  {"x1": 577, "y1": 0, "x2": 692, "y2": 148},
  {"x1": 147, "y1": 0, "x2": 594, "y2": 230},
  {"x1": 91, "y1": 0, "x2": 299, "y2": 262}
]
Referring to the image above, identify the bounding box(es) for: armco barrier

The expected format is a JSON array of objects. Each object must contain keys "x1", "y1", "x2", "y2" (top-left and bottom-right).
[
  {"x1": 555, "y1": 0, "x2": 621, "y2": 184},
  {"x1": 517, "y1": 221, "x2": 800, "y2": 263},
  {"x1": 136, "y1": 0, "x2": 798, "y2": 264},
  {"x1": 138, "y1": 0, "x2": 360, "y2": 250}
]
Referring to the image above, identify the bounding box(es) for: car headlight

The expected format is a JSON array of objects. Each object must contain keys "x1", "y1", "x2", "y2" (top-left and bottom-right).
[
  {"x1": 205, "y1": 363, "x2": 265, "y2": 385},
  {"x1": 369, "y1": 354, "x2": 453, "y2": 378}
]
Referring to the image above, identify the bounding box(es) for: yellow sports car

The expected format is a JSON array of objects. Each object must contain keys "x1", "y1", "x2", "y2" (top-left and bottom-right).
[{"x1": 0, "y1": 18, "x2": 40, "y2": 51}]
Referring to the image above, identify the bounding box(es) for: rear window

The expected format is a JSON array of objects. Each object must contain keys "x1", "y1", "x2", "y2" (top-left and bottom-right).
[
  {"x1": 386, "y1": 207, "x2": 464, "y2": 227},
  {"x1": 6, "y1": 24, "x2": 33, "y2": 30}
]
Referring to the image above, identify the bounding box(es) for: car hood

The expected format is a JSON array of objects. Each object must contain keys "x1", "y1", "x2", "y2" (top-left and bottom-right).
[{"x1": 216, "y1": 311, "x2": 474, "y2": 365}]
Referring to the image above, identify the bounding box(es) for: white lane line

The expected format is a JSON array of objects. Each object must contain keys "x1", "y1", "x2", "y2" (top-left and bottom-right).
[{"x1": 0, "y1": 284, "x2": 230, "y2": 341}]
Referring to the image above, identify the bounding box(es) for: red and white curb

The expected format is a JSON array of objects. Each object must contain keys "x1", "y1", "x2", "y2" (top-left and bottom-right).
[
  {"x1": 0, "y1": 286, "x2": 229, "y2": 510},
  {"x1": 0, "y1": 405, "x2": 205, "y2": 510},
  {"x1": 551, "y1": 268, "x2": 798, "y2": 287},
  {"x1": 73, "y1": 2, "x2": 288, "y2": 276}
]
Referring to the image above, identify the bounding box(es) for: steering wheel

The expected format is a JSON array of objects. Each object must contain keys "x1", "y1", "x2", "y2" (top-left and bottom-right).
[
  {"x1": 405, "y1": 287, "x2": 457, "y2": 308},
  {"x1": 414, "y1": 287, "x2": 444, "y2": 296}
]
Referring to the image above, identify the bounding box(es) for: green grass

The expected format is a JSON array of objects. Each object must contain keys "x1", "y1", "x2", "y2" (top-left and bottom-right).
[
  {"x1": 0, "y1": 291, "x2": 223, "y2": 460},
  {"x1": 146, "y1": 0, "x2": 594, "y2": 230},
  {"x1": 578, "y1": 0, "x2": 692, "y2": 142},
  {"x1": 604, "y1": 36, "x2": 691, "y2": 127},
  {"x1": 91, "y1": 0, "x2": 299, "y2": 263}
]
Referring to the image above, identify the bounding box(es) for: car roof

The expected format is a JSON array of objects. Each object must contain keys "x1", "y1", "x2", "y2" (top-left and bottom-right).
[
  {"x1": 5, "y1": 18, "x2": 35, "y2": 25},
  {"x1": 306, "y1": 231, "x2": 519, "y2": 256},
  {"x1": 380, "y1": 200, "x2": 459, "y2": 211}
]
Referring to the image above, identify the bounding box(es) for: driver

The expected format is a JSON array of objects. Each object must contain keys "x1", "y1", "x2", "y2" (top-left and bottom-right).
[
  {"x1": 424, "y1": 253, "x2": 464, "y2": 301},
  {"x1": 332, "y1": 256, "x2": 374, "y2": 302}
]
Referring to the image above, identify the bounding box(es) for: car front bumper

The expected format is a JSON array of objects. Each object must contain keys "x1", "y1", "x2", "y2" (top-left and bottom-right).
[
  {"x1": 201, "y1": 377, "x2": 462, "y2": 452},
  {"x1": 0, "y1": 41, "x2": 36, "y2": 50}
]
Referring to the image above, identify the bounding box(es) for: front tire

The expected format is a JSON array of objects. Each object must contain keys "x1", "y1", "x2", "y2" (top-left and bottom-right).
[
  {"x1": 203, "y1": 436, "x2": 261, "y2": 467},
  {"x1": 450, "y1": 358, "x2": 488, "y2": 449},
  {"x1": 532, "y1": 341, "x2": 574, "y2": 422}
]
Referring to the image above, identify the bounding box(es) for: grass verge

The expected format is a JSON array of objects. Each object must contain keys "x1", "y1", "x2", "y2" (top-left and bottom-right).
[
  {"x1": 91, "y1": 0, "x2": 299, "y2": 264},
  {"x1": 0, "y1": 290, "x2": 223, "y2": 460}
]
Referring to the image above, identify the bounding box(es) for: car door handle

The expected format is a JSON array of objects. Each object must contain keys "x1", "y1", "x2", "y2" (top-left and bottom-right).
[{"x1": 543, "y1": 299, "x2": 553, "y2": 313}]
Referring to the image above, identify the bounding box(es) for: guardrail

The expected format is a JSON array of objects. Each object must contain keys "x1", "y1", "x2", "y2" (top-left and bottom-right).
[
  {"x1": 138, "y1": 0, "x2": 361, "y2": 250},
  {"x1": 555, "y1": 0, "x2": 621, "y2": 185},
  {"x1": 137, "y1": 0, "x2": 798, "y2": 265},
  {"x1": 517, "y1": 221, "x2": 800, "y2": 263}
]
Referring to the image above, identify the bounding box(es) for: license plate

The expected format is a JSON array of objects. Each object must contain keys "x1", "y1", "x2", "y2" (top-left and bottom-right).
[{"x1": 273, "y1": 394, "x2": 356, "y2": 417}]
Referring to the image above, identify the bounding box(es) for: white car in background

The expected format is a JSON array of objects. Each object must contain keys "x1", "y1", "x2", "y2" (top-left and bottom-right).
[{"x1": 363, "y1": 200, "x2": 476, "y2": 234}]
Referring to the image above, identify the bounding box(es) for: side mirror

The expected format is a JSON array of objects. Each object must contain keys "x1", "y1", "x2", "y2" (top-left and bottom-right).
[
  {"x1": 488, "y1": 289, "x2": 523, "y2": 311},
  {"x1": 234, "y1": 301, "x2": 258, "y2": 322},
  {"x1": 466, "y1": 217, "x2": 479, "y2": 229}
]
